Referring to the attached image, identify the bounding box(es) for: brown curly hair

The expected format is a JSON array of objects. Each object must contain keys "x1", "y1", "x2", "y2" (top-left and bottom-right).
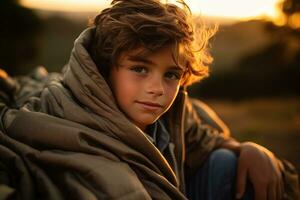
[{"x1": 89, "y1": 0, "x2": 216, "y2": 86}]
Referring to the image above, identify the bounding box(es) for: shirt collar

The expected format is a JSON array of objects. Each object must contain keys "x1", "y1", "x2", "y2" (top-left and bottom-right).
[{"x1": 145, "y1": 119, "x2": 170, "y2": 153}]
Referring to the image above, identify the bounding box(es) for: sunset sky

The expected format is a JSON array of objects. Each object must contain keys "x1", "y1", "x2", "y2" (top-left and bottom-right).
[{"x1": 21, "y1": 0, "x2": 282, "y2": 20}]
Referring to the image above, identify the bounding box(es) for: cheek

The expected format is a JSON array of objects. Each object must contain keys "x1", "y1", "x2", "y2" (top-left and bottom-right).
[
  {"x1": 164, "y1": 83, "x2": 180, "y2": 103},
  {"x1": 114, "y1": 78, "x2": 139, "y2": 104}
]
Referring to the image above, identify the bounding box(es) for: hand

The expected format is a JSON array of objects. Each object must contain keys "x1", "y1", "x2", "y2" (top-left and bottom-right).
[{"x1": 236, "y1": 142, "x2": 284, "y2": 200}]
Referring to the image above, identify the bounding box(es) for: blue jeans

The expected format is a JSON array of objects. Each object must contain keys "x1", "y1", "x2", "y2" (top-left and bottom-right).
[{"x1": 185, "y1": 149, "x2": 254, "y2": 200}]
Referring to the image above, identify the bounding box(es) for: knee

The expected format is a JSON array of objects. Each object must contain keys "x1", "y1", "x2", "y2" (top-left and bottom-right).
[
  {"x1": 208, "y1": 148, "x2": 237, "y2": 176},
  {"x1": 209, "y1": 148, "x2": 237, "y2": 164}
]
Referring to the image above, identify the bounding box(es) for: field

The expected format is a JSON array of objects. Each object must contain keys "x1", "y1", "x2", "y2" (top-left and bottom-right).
[{"x1": 205, "y1": 97, "x2": 300, "y2": 175}]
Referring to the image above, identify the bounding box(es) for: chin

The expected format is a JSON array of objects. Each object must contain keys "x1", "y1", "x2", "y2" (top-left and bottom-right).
[{"x1": 135, "y1": 116, "x2": 160, "y2": 128}]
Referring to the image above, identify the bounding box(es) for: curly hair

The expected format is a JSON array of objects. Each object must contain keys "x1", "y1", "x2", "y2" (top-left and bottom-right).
[{"x1": 89, "y1": 0, "x2": 216, "y2": 86}]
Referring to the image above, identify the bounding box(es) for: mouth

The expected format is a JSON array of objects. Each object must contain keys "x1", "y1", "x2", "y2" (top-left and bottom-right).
[{"x1": 135, "y1": 101, "x2": 163, "y2": 110}]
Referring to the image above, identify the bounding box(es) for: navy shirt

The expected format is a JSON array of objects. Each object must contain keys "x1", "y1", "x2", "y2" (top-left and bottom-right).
[{"x1": 145, "y1": 119, "x2": 170, "y2": 153}]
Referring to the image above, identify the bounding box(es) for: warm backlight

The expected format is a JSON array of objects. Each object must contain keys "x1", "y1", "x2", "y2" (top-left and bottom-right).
[{"x1": 20, "y1": 0, "x2": 281, "y2": 20}]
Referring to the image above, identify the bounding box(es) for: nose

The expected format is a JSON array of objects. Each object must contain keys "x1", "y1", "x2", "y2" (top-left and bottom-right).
[{"x1": 146, "y1": 75, "x2": 164, "y2": 96}]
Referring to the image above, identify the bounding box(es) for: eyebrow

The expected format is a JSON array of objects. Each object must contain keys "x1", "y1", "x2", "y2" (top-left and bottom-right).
[{"x1": 128, "y1": 55, "x2": 184, "y2": 71}]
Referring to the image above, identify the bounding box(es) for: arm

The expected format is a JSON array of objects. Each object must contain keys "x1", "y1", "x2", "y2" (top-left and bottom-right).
[{"x1": 184, "y1": 97, "x2": 231, "y2": 175}]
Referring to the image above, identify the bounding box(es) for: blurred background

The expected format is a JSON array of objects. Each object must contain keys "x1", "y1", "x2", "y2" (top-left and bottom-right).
[{"x1": 0, "y1": 0, "x2": 299, "y2": 175}]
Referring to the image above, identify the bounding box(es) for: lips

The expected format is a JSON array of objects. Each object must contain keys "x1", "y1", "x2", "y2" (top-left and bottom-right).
[
  {"x1": 136, "y1": 101, "x2": 162, "y2": 107},
  {"x1": 135, "y1": 100, "x2": 163, "y2": 111}
]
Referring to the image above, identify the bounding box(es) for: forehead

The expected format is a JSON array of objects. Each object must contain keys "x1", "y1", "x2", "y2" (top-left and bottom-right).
[{"x1": 118, "y1": 45, "x2": 187, "y2": 69}]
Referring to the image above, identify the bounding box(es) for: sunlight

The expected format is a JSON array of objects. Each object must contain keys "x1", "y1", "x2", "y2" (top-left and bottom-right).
[
  {"x1": 189, "y1": 0, "x2": 281, "y2": 20},
  {"x1": 20, "y1": 0, "x2": 281, "y2": 20},
  {"x1": 289, "y1": 13, "x2": 300, "y2": 29},
  {"x1": 20, "y1": 0, "x2": 108, "y2": 12}
]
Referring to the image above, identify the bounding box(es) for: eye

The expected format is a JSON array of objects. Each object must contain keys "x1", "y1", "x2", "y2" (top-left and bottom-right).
[
  {"x1": 164, "y1": 71, "x2": 181, "y2": 80},
  {"x1": 130, "y1": 66, "x2": 147, "y2": 74}
]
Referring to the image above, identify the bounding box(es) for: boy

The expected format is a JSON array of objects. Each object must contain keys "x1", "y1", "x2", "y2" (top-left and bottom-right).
[{"x1": 0, "y1": 0, "x2": 298, "y2": 199}]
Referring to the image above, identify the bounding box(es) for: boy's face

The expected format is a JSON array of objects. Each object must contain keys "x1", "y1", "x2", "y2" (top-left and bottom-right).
[{"x1": 109, "y1": 45, "x2": 185, "y2": 131}]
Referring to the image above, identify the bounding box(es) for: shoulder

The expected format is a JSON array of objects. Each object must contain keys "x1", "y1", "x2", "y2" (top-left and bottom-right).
[{"x1": 184, "y1": 96, "x2": 230, "y2": 135}]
